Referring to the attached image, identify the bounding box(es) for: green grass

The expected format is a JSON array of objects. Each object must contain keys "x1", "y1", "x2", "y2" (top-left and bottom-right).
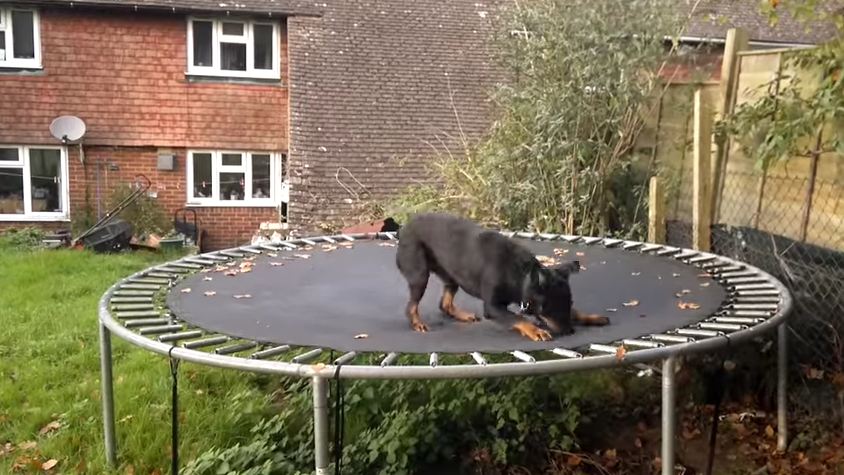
[{"x1": 0, "y1": 245, "x2": 277, "y2": 474}]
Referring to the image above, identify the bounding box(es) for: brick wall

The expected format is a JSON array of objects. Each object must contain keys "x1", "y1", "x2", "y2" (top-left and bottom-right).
[{"x1": 0, "y1": 7, "x2": 289, "y2": 248}]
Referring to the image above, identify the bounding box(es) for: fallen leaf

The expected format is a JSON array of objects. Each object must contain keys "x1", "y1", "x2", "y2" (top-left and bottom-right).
[
  {"x1": 553, "y1": 248, "x2": 569, "y2": 256},
  {"x1": 576, "y1": 251, "x2": 585, "y2": 257},
  {"x1": 234, "y1": 294, "x2": 252, "y2": 299},
  {"x1": 1, "y1": 442, "x2": 13, "y2": 457},
  {"x1": 268, "y1": 253, "x2": 278, "y2": 257},
  {"x1": 615, "y1": 345, "x2": 627, "y2": 361},
  {"x1": 566, "y1": 454, "x2": 582, "y2": 466},
  {"x1": 42, "y1": 459, "x2": 58, "y2": 471},
  {"x1": 180, "y1": 288, "x2": 192, "y2": 293},
  {"x1": 377, "y1": 242, "x2": 396, "y2": 247},
  {"x1": 339, "y1": 242, "x2": 354, "y2": 247},
  {"x1": 604, "y1": 448, "x2": 617, "y2": 459},
  {"x1": 677, "y1": 301, "x2": 701, "y2": 310},
  {"x1": 270, "y1": 262, "x2": 284, "y2": 267},
  {"x1": 803, "y1": 366, "x2": 824, "y2": 380},
  {"x1": 634, "y1": 437, "x2": 643, "y2": 449},
  {"x1": 579, "y1": 265, "x2": 587, "y2": 271},
  {"x1": 38, "y1": 420, "x2": 61, "y2": 436},
  {"x1": 204, "y1": 291, "x2": 217, "y2": 297},
  {"x1": 831, "y1": 372, "x2": 844, "y2": 389},
  {"x1": 295, "y1": 254, "x2": 312, "y2": 259},
  {"x1": 240, "y1": 268, "x2": 253, "y2": 274},
  {"x1": 623, "y1": 299, "x2": 639, "y2": 307},
  {"x1": 354, "y1": 333, "x2": 369, "y2": 339},
  {"x1": 303, "y1": 246, "x2": 314, "y2": 251},
  {"x1": 700, "y1": 282, "x2": 711, "y2": 287},
  {"x1": 224, "y1": 270, "x2": 238, "y2": 276},
  {"x1": 18, "y1": 441, "x2": 36, "y2": 451},
  {"x1": 124, "y1": 464, "x2": 136, "y2": 475},
  {"x1": 322, "y1": 244, "x2": 338, "y2": 252},
  {"x1": 672, "y1": 273, "x2": 681, "y2": 278},
  {"x1": 606, "y1": 308, "x2": 618, "y2": 313},
  {"x1": 697, "y1": 273, "x2": 711, "y2": 278},
  {"x1": 203, "y1": 276, "x2": 213, "y2": 282},
  {"x1": 631, "y1": 272, "x2": 641, "y2": 276},
  {"x1": 765, "y1": 425, "x2": 775, "y2": 438}
]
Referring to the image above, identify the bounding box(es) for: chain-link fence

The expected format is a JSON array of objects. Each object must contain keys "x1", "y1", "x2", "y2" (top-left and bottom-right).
[{"x1": 666, "y1": 170, "x2": 844, "y2": 379}]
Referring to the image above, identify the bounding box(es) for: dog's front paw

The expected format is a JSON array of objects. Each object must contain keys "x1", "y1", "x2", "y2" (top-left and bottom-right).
[
  {"x1": 411, "y1": 320, "x2": 429, "y2": 333},
  {"x1": 512, "y1": 321, "x2": 553, "y2": 342}
]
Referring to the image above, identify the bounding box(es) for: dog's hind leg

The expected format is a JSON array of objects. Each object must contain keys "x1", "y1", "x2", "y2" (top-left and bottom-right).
[
  {"x1": 439, "y1": 284, "x2": 480, "y2": 323},
  {"x1": 397, "y1": 243, "x2": 431, "y2": 333}
]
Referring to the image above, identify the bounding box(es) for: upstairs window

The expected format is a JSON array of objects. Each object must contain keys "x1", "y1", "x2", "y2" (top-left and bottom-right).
[
  {"x1": 0, "y1": 8, "x2": 41, "y2": 69},
  {"x1": 187, "y1": 18, "x2": 280, "y2": 79}
]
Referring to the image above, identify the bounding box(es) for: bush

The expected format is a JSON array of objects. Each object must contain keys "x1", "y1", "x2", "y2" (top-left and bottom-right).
[
  {"x1": 0, "y1": 227, "x2": 46, "y2": 250},
  {"x1": 183, "y1": 357, "x2": 620, "y2": 475},
  {"x1": 106, "y1": 183, "x2": 172, "y2": 237}
]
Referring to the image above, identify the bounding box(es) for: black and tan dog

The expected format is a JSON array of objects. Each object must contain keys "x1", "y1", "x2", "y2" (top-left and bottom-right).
[{"x1": 395, "y1": 213, "x2": 609, "y2": 341}]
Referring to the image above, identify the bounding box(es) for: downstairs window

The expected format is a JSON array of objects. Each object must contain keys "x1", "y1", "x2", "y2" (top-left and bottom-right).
[{"x1": 0, "y1": 145, "x2": 68, "y2": 220}]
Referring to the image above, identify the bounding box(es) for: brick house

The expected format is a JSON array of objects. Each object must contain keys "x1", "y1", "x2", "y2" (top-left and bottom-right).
[{"x1": 0, "y1": 0, "x2": 836, "y2": 249}]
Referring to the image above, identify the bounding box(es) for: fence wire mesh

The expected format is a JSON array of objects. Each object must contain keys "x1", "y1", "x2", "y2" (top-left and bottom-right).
[{"x1": 667, "y1": 170, "x2": 844, "y2": 379}]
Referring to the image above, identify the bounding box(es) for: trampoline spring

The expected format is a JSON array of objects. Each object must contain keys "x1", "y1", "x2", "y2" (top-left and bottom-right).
[
  {"x1": 111, "y1": 303, "x2": 155, "y2": 311},
  {"x1": 582, "y1": 237, "x2": 604, "y2": 245},
  {"x1": 470, "y1": 352, "x2": 488, "y2": 366},
  {"x1": 655, "y1": 247, "x2": 682, "y2": 256},
  {"x1": 198, "y1": 253, "x2": 230, "y2": 261},
  {"x1": 731, "y1": 296, "x2": 780, "y2": 304},
  {"x1": 182, "y1": 258, "x2": 218, "y2": 266},
  {"x1": 640, "y1": 244, "x2": 664, "y2": 253},
  {"x1": 589, "y1": 344, "x2": 621, "y2": 355},
  {"x1": 155, "y1": 266, "x2": 192, "y2": 274},
  {"x1": 124, "y1": 318, "x2": 170, "y2": 328},
  {"x1": 561, "y1": 235, "x2": 582, "y2": 243},
  {"x1": 384, "y1": 232, "x2": 398, "y2": 240},
  {"x1": 713, "y1": 265, "x2": 744, "y2": 273},
  {"x1": 380, "y1": 352, "x2": 399, "y2": 367},
  {"x1": 510, "y1": 350, "x2": 535, "y2": 363},
  {"x1": 622, "y1": 241, "x2": 644, "y2": 250},
  {"x1": 182, "y1": 335, "x2": 230, "y2": 349},
  {"x1": 675, "y1": 328, "x2": 722, "y2": 338},
  {"x1": 601, "y1": 238, "x2": 624, "y2": 248},
  {"x1": 729, "y1": 303, "x2": 778, "y2": 311},
  {"x1": 218, "y1": 251, "x2": 246, "y2": 259},
  {"x1": 277, "y1": 241, "x2": 300, "y2": 249},
  {"x1": 725, "y1": 277, "x2": 770, "y2": 285},
  {"x1": 725, "y1": 310, "x2": 774, "y2": 318},
  {"x1": 138, "y1": 324, "x2": 184, "y2": 335},
  {"x1": 321, "y1": 236, "x2": 337, "y2": 243},
  {"x1": 215, "y1": 341, "x2": 258, "y2": 355},
  {"x1": 701, "y1": 261, "x2": 732, "y2": 270},
  {"x1": 711, "y1": 317, "x2": 766, "y2": 325},
  {"x1": 170, "y1": 262, "x2": 204, "y2": 270},
  {"x1": 292, "y1": 348, "x2": 323, "y2": 364},
  {"x1": 718, "y1": 271, "x2": 759, "y2": 279},
  {"x1": 110, "y1": 296, "x2": 154, "y2": 303},
  {"x1": 622, "y1": 339, "x2": 664, "y2": 349},
  {"x1": 115, "y1": 310, "x2": 163, "y2": 319},
  {"x1": 258, "y1": 244, "x2": 283, "y2": 252},
  {"x1": 129, "y1": 278, "x2": 172, "y2": 285},
  {"x1": 120, "y1": 283, "x2": 162, "y2": 291},
  {"x1": 300, "y1": 238, "x2": 318, "y2": 246},
  {"x1": 429, "y1": 353, "x2": 439, "y2": 367},
  {"x1": 251, "y1": 345, "x2": 291, "y2": 359},
  {"x1": 550, "y1": 348, "x2": 583, "y2": 359},
  {"x1": 731, "y1": 283, "x2": 776, "y2": 291},
  {"x1": 334, "y1": 352, "x2": 357, "y2": 365},
  {"x1": 238, "y1": 247, "x2": 263, "y2": 254},
  {"x1": 538, "y1": 233, "x2": 560, "y2": 240},
  {"x1": 698, "y1": 322, "x2": 746, "y2": 332},
  {"x1": 688, "y1": 255, "x2": 717, "y2": 264},
  {"x1": 648, "y1": 334, "x2": 694, "y2": 344},
  {"x1": 515, "y1": 232, "x2": 538, "y2": 239},
  {"x1": 113, "y1": 291, "x2": 156, "y2": 298},
  {"x1": 338, "y1": 235, "x2": 356, "y2": 242},
  {"x1": 735, "y1": 289, "x2": 779, "y2": 296},
  {"x1": 158, "y1": 330, "x2": 204, "y2": 343},
  {"x1": 674, "y1": 251, "x2": 699, "y2": 260}
]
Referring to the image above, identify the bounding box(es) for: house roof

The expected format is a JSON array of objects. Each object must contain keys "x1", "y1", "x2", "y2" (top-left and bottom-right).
[
  {"x1": 2, "y1": 0, "x2": 322, "y2": 16},
  {"x1": 286, "y1": 0, "x2": 506, "y2": 231},
  {"x1": 685, "y1": 0, "x2": 842, "y2": 45}
]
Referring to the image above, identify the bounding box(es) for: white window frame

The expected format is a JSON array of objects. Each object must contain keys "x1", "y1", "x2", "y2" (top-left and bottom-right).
[
  {"x1": 186, "y1": 17, "x2": 280, "y2": 80},
  {"x1": 186, "y1": 150, "x2": 287, "y2": 207},
  {"x1": 0, "y1": 145, "x2": 69, "y2": 221},
  {"x1": 0, "y1": 7, "x2": 42, "y2": 69}
]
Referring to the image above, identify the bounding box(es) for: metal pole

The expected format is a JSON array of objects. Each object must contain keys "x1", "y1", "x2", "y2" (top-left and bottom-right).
[
  {"x1": 777, "y1": 324, "x2": 788, "y2": 452},
  {"x1": 312, "y1": 376, "x2": 330, "y2": 475},
  {"x1": 662, "y1": 355, "x2": 677, "y2": 475},
  {"x1": 99, "y1": 322, "x2": 117, "y2": 466}
]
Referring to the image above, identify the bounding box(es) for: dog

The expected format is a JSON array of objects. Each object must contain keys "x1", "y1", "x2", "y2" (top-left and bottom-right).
[{"x1": 395, "y1": 213, "x2": 609, "y2": 341}]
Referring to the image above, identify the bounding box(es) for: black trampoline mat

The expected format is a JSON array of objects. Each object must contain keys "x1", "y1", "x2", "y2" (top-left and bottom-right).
[{"x1": 167, "y1": 239, "x2": 727, "y2": 354}]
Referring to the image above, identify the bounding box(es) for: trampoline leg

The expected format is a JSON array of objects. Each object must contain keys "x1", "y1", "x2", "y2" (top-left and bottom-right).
[
  {"x1": 661, "y1": 355, "x2": 676, "y2": 475},
  {"x1": 777, "y1": 324, "x2": 788, "y2": 452},
  {"x1": 99, "y1": 323, "x2": 117, "y2": 467},
  {"x1": 312, "y1": 376, "x2": 330, "y2": 475}
]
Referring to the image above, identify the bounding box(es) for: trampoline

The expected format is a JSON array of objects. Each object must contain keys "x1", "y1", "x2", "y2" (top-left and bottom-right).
[{"x1": 98, "y1": 230, "x2": 793, "y2": 475}]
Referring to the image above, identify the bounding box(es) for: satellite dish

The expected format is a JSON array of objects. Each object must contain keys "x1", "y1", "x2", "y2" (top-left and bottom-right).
[{"x1": 50, "y1": 115, "x2": 87, "y2": 143}]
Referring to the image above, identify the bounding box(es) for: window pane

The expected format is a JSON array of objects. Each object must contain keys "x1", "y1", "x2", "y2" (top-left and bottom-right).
[
  {"x1": 11, "y1": 11, "x2": 35, "y2": 59},
  {"x1": 0, "y1": 168, "x2": 24, "y2": 214},
  {"x1": 221, "y1": 153, "x2": 242, "y2": 166},
  {"x1": 220, "y1": 172, "x2": 245, "y2": 200},
  {"x1": 222, "y1": 22, "x2": 243, "y2": 36},
  {"x1": 220, "y1": 42, "x2": 246, "y2": 71},
  {"x1": 0, "y1": 31, "x2": 6, "y2": 61},
  {"x1": 251, "y1": 154, "x2": 271, "y2": 198},
  {"x1": 254, "y1": 24, "x2": 273, "y2": 70},
  {"x1": 29, "y1": 149, "x2": 62, "y2": 212},
  {"x1": 0, "y1": 148, "x2": 19, "y2": 161},
  {"x1": 192, "y1": 20, "x2": 213, "y2": 67},
  {"x1": 192, "y1": 153, "x2": 212, "y2": 198}
]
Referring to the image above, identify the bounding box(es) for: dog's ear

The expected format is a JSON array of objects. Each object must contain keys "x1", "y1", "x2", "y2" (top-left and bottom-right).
[{"x1": 552, "y1": 260, "x2": 580, "y2": 278}]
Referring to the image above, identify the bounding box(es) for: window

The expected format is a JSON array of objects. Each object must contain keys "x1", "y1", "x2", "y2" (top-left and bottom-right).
[
  {"x1": 0, "y1": 8, "x2": 41, "y2": 69},
  {"x1": 186, "y1": 151, "x2": 287, "y2": 206},
  {"x1": 0, "y1": 146, "x2": 68, "y2": 220},
  {"x1": 187, "y1": 17, "x2": 279, "y2": 79}
]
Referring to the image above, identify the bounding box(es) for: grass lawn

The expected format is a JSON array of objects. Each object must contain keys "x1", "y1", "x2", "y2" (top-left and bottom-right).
[{"x1": 0, "y1": 245, "x2": 277, "y2": 474}]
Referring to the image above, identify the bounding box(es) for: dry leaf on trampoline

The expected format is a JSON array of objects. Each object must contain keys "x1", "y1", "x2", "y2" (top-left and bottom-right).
[
  {"x1": 303, "y1": 246, "x2": 314, "y2": 251},
  {"x1": 576, "y1": 251, "x2": 585, "y2": 257},
  {"x1": 553, "y1": 248, "x2": 568, "y2": 256},
  {"x1": 224, "y1": 270, "x2": 238, "y2": 276},
  {"x1": 234, "y1": 294, "x2": 252, "y2": 299},
  {"x1": 700, "y1": 282, "x2": 711, "y2": 287},
  {"x1": 295, "y1": 254, "x2": 312, "y2": 259},
  {"x1": 672, "y1": 273, "x2": 681, "y2": 278},
  {"x1": 631, "y1": 272, "x2": 641, "y2": 276},
  {"x1": 323, "y1": 245, "x2": 338, "y2": 252},
  {"x1": 378, "y1": 242, "x2": 396, "y2": 247},
  {"x1": 268, "y1": 253, "x2": 278, "y2": 258},
  {"x1": 623, "y1": 299, "x2": 639, "y2": 307},
  {"x1": 240, "y1": 268, "x2": 253, "y2": 274},
  {"x1": 270, "y1": 262, "x2": 284, "y2": 267},
  {"x1": 38, "y1": 421, "x2": 61, "y2": 436},
  {"x1": 41, "y1": 459, "x2": 58, "y2": 471},
  {"x1": 180, "y1": 288, "x2": 192, "y2": 293},
  {"x1": 203, "y1": 277, "x2": 213, "y2": 282},
  {"x1": 677, "y1": 301, "x2": 700, "y2": 310},
  {"x1": 204, "y1": 291, "x2": 217, "y2": 297},
  {"x1": 354, "y1": 333, "x2": 369, "y2": 339},
  {"x1": 606, "y1": 308, "x2": 618, "y2": 312},
  {"x1": 615, "y1": 345, "x2": 627, "y2": 361}
]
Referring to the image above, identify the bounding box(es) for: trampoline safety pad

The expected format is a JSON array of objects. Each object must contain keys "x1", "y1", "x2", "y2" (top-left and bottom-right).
[{"x1": 166, "y1": 239, "x2": 727, "y2": 353}]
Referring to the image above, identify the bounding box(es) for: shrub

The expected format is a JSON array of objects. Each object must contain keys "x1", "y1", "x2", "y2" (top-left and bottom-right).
[{"x1": 0, "y1": 227, "x2": 46, "y2": 250}]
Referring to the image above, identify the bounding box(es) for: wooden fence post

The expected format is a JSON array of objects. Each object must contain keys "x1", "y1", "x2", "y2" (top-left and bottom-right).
[
  {"x1": 693, "y1": 88, "x2": 712, "y2": 252},
  {"x1": 712, "y1": 28, "x2": 748, "y2": 222},
  {"x1": 648, "y1": 176, "x2": 665, "y2": 244}
]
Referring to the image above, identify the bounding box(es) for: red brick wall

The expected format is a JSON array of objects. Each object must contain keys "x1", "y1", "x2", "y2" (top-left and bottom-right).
[
  {"x1": 0, "y1": 7, "x2": 289, "y2": 247},
  {"x1": 67, "y1": 146, "x2": 280, "y2": 250}
]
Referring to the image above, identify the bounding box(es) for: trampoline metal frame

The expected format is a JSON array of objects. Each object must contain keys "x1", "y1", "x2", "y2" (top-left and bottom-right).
[{"x1": 98, "y1": 231, "x2": 793, "y2": 475}]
